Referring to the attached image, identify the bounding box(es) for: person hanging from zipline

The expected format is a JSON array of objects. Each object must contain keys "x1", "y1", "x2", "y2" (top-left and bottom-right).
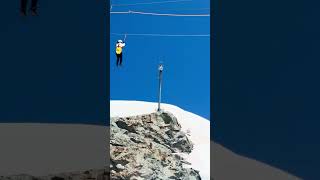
[
  {"x1": 115, "y1": 40, "x2": 126, "y2": 67},
  {"x1": 20, "y1": 0, "x2": 39, "y2": 16}
]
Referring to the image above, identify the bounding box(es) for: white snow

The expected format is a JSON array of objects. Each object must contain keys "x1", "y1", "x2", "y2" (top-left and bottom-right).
[{"x1": 110, "y1": 100, "x2": 211, "y2": 180}]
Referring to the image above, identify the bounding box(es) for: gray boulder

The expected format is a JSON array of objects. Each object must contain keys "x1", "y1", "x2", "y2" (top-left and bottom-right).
[{"x1": 110, "y1": 112, "x2": 201, "y2": 180}]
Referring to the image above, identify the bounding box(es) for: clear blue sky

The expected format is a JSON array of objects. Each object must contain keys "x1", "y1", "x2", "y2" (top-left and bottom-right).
[{"x1": 110, "y1": 0, "x2": 210, "y2": 119}]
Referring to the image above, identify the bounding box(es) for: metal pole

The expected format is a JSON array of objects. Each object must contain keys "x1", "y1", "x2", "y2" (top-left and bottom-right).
[{"x1": 157, "y1": 64, "x2": 163, "y2": 112}]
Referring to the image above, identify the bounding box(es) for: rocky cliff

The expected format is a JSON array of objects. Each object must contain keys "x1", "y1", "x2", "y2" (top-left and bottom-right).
[{"x1": 110, "y1": 112, "x2": 201, "y2": 180}]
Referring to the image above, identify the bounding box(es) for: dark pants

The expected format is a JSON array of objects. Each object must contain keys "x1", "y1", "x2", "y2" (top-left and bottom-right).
[
  {"x1": 116, "y1": 53, "x2": 123, "y2": 66},
  {"x1": 21, "y1": 0, "x2": 38, "y2": 13}
]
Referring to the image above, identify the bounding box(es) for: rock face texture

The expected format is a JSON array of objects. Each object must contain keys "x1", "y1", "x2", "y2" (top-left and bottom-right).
[
  {"x1": 110, "y1": 112, "x2": 201, "y2": 180},
  {"x1": 0, "y1": 169, "x2": 109, "y2": 180}
]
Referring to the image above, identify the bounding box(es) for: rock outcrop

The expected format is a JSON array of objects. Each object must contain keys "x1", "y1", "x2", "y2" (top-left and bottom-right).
[{"x1": 110, "y1": 112, "x2": 201, "y2": 180}]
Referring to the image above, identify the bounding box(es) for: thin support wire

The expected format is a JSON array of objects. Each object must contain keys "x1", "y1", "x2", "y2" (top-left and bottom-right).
[
  {"x1": 111, "y1": 33, "x2": 210, "y2": 37},
  {"x1": 112, "y1": 0, "x2": 193, "y2": 7},
  {"x1": 110, "y1": 10, "x2": 210, "y2": 17},
  {"x1": 136, "y1": 7, "x2": 210, "y2": 11},
  {"x1": 124, "y1": 34, "x2": 127, "y2": 41}
]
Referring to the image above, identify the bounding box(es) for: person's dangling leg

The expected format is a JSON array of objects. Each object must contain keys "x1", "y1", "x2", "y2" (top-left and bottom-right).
[
  {"x1": 31, "y1": 0, "x2": 38, "y2": 16},
  {"x1": 20, "y1": 0, "x2": 28, "y2": 16},
  {"x1": 116, "y1": 57, "x2": 120, "y2": 66},
  {"x1": 116, "y1": 54, "x2": 120, "y2": 66},
  {"x1": 119, "y1": 53, "x2": 123, "y2": 66}
]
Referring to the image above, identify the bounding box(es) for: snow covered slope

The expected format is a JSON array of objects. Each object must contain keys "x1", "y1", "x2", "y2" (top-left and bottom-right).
[{"x1": 110, "y1": 100, "x2": 210, "y2": 180}]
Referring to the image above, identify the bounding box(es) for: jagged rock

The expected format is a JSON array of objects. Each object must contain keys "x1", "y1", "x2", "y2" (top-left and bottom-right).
[{"x1": 110, "y1": 112, "x2": 201, "y2": 180}]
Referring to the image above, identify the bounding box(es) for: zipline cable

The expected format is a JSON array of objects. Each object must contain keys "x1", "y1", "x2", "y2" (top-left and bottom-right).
[
  {"x1": 111, "y1": 0, "x2": 193, "y2": 7},
  {"x1": 140, "y1": 7, "x2": 210, "y2": 11},
  {"x1": 110, "y1": 10, "x2": 210, "y2": 16},
  {"x1": 111, "y1": 8, "x2": 209, "y2": 12},
  {"x1": 111, "y1": 33, "x2": 210, "y2": 37}
]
